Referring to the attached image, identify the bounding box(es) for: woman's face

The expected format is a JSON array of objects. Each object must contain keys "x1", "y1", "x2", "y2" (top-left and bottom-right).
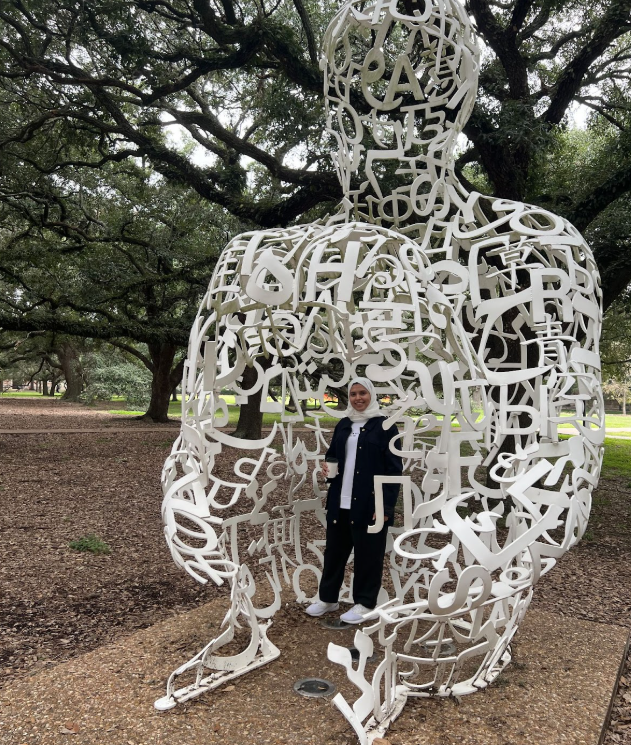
[{"x1": 349, "y1": 383, "x2": 371, "y2": 412}]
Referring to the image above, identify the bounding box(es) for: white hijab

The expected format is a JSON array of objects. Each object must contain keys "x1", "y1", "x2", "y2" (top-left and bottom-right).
[{"x1": 344, "y1": 377, "x2": 381, "y2": 422}]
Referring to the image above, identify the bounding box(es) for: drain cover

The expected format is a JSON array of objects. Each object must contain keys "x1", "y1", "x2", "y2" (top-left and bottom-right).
[
  {"x1": 349, "y1": 647, "x2": 378, "y2": 664},
  {"x1": 293, "y1": 678, "x2": 336, "y2": 698},
  {"x1": 421, "y1": 640, "x2": 457, "y2": 657},
  {"x1": 320, "y1": 618, "x2": 352, "y2": 630}
]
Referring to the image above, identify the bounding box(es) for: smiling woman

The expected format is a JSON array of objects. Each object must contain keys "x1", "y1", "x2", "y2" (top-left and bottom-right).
[
  {"x1": 348, "y1": 383, "x2": 370, "y2": 413},
  {"x1": 307, "y1": 377, "x2": 402, "y2": 624}
]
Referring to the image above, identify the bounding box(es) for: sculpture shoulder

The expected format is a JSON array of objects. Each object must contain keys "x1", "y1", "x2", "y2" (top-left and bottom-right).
[
  {"x1": 220, "y1": 220, "x2": 330, "y2": 257},
  {"x1": 454, "y1": 192, "x2": 592, "y2": 249}
]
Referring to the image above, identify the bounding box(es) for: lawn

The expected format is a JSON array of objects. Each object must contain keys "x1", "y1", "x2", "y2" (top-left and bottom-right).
[
  {"x1": 110, "y1": 400, "x2": 342, "y2": 428},
  {"x1": 6, "y1": 388, "x2": 631, "y2": 435},
  {"x1": 110, "y1": 401, "x2": 631, "y2": 435},
  {"x1": 602, "y1": 437, "x2": 631, "y2": 477},
  {"x1": 0, "y1": 390, "x2": 63, "y2": 397},
  {"x1": 595, "y1": 413, "x2": 631, "y2": 429}
]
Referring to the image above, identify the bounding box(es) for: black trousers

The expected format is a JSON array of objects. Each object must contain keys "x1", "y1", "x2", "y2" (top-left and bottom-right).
[{"x1": 318, "y1": 508, "x2": 389, "y2": 609}]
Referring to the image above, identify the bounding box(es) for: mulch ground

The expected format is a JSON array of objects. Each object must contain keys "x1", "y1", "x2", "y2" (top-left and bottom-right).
[{"x1": 1, "y1": 397, "x2": 630, "y2": 743}]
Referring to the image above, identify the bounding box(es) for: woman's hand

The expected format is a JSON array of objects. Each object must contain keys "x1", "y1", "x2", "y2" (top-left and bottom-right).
[{"x1": 321, "y1": 461, "x2": 329, "y2": 478}]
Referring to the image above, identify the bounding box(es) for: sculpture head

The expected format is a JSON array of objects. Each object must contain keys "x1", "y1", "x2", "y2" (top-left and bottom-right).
[{"x1": 321, "y1": 0, "x2": 479, "y2": 223}]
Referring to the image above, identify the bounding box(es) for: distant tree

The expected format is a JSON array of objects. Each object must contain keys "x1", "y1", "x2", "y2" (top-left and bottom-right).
[
  {"x1": 0, "y1": 159, "x2": 232, "y2": 419},
  {"x1": 46, "y1": 337, "x2": 87, "y2": 401},
  {"x1": 81, "y1": 353, "x2": 153, "y2": 409},
  {"x1": 601, "y1": 292, "x2": 631, "y2": 414},
  {"x1": 0, "y1": 331, "x2": 69, "y2": 395},
  {"x1": 603, "y1": 378, "x2": 631, "y2": 413},
  {"x1": 525, "y1": 119, "x2": 631, "y2": 312}
]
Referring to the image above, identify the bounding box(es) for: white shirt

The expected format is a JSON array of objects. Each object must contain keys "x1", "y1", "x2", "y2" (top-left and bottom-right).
[{"x1": 340, "y1": 420, "x2": 366, "y2": 509}]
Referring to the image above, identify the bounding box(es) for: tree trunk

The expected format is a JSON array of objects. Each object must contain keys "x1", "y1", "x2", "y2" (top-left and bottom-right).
[
  {"x1": 232, "y1": 356, "x2": 273, "y2": 439},
  {"x1": 334, "y1": 387, "x2": 348, "y2": 410},
  {"x1": 624, "y1": 388, "x2": 627, "y2": 416},
  {"x1": 57, "y1": 342, "x2": 84, "y2": 401},
  {"x1": 43, "y1": 372, "x2": 59, "y2": 396},
  {"x1": 140, "y1": 343, "x2": 185, "y2": 423}
]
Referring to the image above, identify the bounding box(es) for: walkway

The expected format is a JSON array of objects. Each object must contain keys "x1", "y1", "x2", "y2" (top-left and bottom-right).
[{"x1": 0, "y1": 595, "x2": 626, "y2": 745}]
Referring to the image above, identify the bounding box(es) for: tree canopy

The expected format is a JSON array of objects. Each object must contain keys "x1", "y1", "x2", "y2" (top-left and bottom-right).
[
  {"x1": 0, "y1": 152, "x2": 235, "y2": 417},
  {"x1": 0, "y1": 1, "x2": 629, "y2": 232},
  {"x1": 1, "y1": 0, "x2": 631, "y2": 417}
]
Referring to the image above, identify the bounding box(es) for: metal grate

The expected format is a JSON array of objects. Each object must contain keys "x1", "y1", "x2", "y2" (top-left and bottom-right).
[
  {"x1": 320, "y1": 618, "x2": 352, "y2": 630},
  {"x1": 293, "y1": 678, "x2": 336, "y2": 698},
  {"x1": 349, "y1": 647, "x2": 378, "y2": 664}
]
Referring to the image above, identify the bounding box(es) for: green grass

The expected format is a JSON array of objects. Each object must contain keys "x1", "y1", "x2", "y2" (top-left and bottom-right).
[
  {"x1": 108, "y1": 401, "x2": 183, "y2": 417},
  {"x1": 109, "y1": 400, "x2": 341, "y2": 427},
  {"x1": 0, "y1": 390, "x2": 62, "y2": 397},
  {"x1": 9, "y1": 388, "x2": 631, "y2": 435},
  {"x1": 68, "y1": 534, "x2": 111, "y2": 555},
  {"x1": 598, "y1": 414, "x2": 631, "y2": 429},
  {"x1": 105, "y1": 401, "x2": 631, "y2": 435},
  {"x1": 179, "y1": 406, "x2": 340, "y2": 428},
  {"x1": 557, "y1": 412, "x2": 631, "y2": 430},
  {"x1": 602, "y1": 437, "x2": 631, "y2": 478}
]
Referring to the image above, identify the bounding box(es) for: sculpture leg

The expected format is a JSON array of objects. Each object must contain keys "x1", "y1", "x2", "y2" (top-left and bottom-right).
[
  {"x1": 328, "y1": 628, "x2": 407, "y2": 745},
  {"x1": 156, "y1": 408, "x2": 285, "y2": 710},
  {"x1": 155, "y1": 566, "x2": 281, "y2": 710}
]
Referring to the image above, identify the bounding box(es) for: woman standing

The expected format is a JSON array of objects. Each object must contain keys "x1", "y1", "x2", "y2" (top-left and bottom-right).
[{"x1": 306, "y1": 378, "x2": 403, "y2": 624}]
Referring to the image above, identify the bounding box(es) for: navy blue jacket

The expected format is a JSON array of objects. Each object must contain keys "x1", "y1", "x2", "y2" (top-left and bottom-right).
[{"x1": 325, "y1": 415, "x2": 403, "y2": 526}]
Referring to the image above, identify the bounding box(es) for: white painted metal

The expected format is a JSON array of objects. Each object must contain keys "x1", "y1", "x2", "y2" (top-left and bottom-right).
[{"x1": 156, "y1": 0, "x2": 603, "y2": 741}]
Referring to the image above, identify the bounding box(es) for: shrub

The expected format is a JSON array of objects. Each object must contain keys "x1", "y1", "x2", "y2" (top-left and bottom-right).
[
  {"x1": 69, "y1": 535, "x2": 111, "y2": 555},
  {"x1": 81, "y1": 362, "x2": 151, "y2": 407}
]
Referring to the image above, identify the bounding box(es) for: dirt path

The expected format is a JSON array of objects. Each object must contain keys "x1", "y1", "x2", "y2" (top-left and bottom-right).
[{"x1": 1, "y1": 398, "x2": 630, "y2": 743}]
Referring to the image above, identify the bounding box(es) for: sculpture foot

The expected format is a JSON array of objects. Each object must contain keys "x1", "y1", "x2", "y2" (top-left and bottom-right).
[
  {"x1": 154, "y1": 695, "x2": 178, "y2": 711},
  {"x1": 157, "y1": 593, "x2": 281, "y2": 709},
  {"x1": 331, "y1": 685, "x2": 409, "y2": 745},
  {"x1": 364, "y1": 690, "x2": 409, "y2": 743},
  {"x1": 158, "y1": 642, "x2": 280, "y2": 708}
]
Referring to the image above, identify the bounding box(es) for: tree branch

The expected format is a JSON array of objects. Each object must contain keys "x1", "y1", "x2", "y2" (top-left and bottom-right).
[
  {"x1": 543, "y1": 0, "x2": 631, "y2": 124},
  {"x1": 575, "y1": 96, "x2": 626, "y2": 129},
  {"x1": 0, "y1": 309, "x2": 189, "y2": 346},
  {"x1": 167, "y1": 106, "x2": 334, "y2": 187},
  {"x1": 468, "y1": 0, "x2": 529, "y2": 98},
  {"x1": 510, "y1": 0, "x2": 535, "y2": 34},
  {"x1": 528, "y1": 29, "x2": 586, "y2": 62},
  {"x1": 291, "y1": 0, "x2": 318, "y2": 64},
  {"x1": 108, "y1": 340, "x2": 154, "y2": 371}
]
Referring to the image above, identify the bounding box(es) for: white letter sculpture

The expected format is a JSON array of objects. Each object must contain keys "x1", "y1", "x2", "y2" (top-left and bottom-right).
[{"x1": 156, "y1": 1, "x2": 604, "y2": 742}]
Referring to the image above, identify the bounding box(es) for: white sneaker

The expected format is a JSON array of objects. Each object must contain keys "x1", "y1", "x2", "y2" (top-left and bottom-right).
[
  {"x1": 305, "y1": 600, "x2": 340, "y2": 617},
  {"x1": 340, "y1": 604, "x2": 373, "y2": 624}
]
